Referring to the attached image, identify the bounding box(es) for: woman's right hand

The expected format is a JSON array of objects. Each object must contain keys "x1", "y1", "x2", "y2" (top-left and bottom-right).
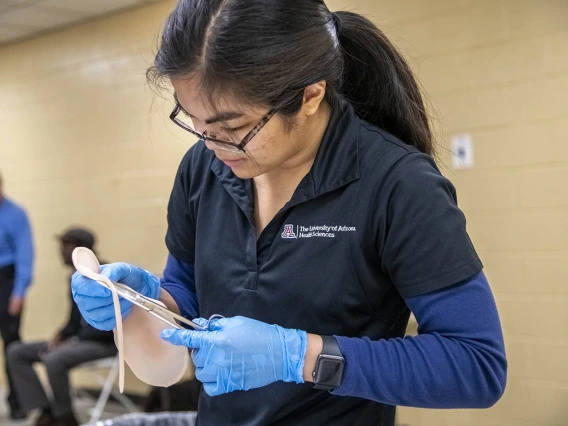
[{"x1": 72, "y1": 262, "x2": 161, "y2": 331}]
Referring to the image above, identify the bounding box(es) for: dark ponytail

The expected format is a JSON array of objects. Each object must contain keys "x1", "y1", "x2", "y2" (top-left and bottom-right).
[
  {"x1": 148, "y1": 0, "x2": 433, "y2": 155},
  {"x1": 334, "y1": 12, "x2": 433, "y2": 155}
]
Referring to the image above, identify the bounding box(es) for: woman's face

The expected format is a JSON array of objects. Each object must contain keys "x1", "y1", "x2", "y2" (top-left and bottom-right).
[{"x1": 171, "y1": 77, "x2": 326, "y2": 179}]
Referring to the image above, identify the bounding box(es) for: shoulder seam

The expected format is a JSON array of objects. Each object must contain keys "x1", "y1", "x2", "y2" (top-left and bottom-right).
[{"x1": 360, "y1": 122, "x2": 416, "y2": 154}]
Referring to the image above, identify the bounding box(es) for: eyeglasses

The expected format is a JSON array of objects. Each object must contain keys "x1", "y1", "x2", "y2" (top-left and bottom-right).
[{"x1": 170, "y1": 103, "x2": 276, "y2": 153}]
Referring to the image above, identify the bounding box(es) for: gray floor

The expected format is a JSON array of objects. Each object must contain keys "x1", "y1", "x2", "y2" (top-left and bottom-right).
[{"x1": 0, "y1": 387, "x2": 136, "y2": 426}]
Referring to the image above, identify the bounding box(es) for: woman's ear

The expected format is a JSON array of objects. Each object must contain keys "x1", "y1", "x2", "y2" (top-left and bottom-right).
[{"x1": 301, "y1": 81, "x2": 327, "y2": 117}]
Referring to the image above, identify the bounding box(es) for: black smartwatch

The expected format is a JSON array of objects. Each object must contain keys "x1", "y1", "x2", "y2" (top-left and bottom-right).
[{"x1": 312, "y1": 336, "x2": 345, "y2": 391}]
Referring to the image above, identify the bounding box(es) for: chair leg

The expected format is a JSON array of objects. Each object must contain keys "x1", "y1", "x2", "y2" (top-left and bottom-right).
[{"x1": 88, "y1": 358, "x2": 119, "y2": 424}]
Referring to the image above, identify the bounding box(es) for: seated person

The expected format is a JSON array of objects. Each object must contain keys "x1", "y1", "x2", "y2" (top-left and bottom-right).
[{"x1": 7, "y1": 228, "x2": 117, "y2": 426}]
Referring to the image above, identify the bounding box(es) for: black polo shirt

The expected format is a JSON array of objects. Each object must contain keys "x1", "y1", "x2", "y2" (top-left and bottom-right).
[{"x1": 166, "y1": 100, "x2": 482, "y2": 426}]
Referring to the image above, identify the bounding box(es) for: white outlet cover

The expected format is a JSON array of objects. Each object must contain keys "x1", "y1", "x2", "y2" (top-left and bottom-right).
[{"x1": 451, "y1": 134, "x2": 474, "y2": 169}]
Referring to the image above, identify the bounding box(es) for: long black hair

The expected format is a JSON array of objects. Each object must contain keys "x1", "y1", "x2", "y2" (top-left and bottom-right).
[{"x1": 148, "y1": 0, "x2": 434, "y2": 155}]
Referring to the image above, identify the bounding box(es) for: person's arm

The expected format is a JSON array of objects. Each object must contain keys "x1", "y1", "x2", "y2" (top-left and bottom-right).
[
  {"x1": 159, "y1": 253, "x2": 198, "y2": 321},
  {"x1": 11, "y1": 208, "x2": 34, "y2": 298},
  {"x1": 317, "y1": 152, "x2": 505, "y2": 407},
  {"x1": 57, "y1": 287, "x2": 81, "y2": 340},
  {"x1": 161, "y1": 273, "x2": 506, "y2": 400},
  {"x1": 325, "y1": 271, "x2": 506, "y2": 408}
]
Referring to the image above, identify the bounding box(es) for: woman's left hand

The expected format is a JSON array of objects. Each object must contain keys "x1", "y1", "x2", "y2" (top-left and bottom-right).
[{"x1": 160, "y1": 316, "x2": 307, "y2": 396}]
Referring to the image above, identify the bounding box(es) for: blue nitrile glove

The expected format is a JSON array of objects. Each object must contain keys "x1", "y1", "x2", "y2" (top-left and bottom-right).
[
  {"x1": 161, "y1": 316, "x2": 308, "y2": 396},
  {"x1": 72, "y1": 263, "x2": 161, "y2": 331}
]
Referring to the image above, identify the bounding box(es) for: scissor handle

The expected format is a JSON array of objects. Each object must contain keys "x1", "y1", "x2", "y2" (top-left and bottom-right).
[{"x1": 204, "y1": 314, "x2": 225, "y2": 329}]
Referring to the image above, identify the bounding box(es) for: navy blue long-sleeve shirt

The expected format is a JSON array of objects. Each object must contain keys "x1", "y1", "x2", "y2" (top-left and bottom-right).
[
  {"x1": 333, "y1": 271, "x2": 506, "y2": 408},
  {"x1": 161, "y1": 254, "x2": 506, "y2": 409},
  {"x1": 0, "y1": 197, "x2": 34, "y2": 297},
  {"x1": 161, "y1": 253, "x2": 198, "y2": 320}
]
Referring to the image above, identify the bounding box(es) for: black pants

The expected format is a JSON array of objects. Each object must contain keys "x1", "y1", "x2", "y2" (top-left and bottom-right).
[
  {"x1": 0, "y1": 264, "x2": 21, "y2": 411},
  {"x1": 7, "y1": 340, "x2": 117, "y2": 417}
]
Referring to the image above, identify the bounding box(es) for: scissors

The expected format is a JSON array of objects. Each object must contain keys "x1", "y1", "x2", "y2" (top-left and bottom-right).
[
  {"x1": 96, "y1": 281, "x2": 222, "y2": 331},
  {"x1": 72, "y1": 247, "x2": 223, "y2": 331}
]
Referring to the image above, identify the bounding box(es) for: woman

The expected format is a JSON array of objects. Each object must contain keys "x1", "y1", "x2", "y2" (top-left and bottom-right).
[{"x1": 72, "y1": 1, "x2": 507, "y2": 425}]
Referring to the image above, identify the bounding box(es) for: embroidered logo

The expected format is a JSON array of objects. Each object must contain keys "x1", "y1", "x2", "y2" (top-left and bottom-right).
[
  {"x1": 281, "y1": 224, "x2": 357, "y2": 239},
  {"x1": 281, "y1": 224, "x2": 297, "y2": 239}
]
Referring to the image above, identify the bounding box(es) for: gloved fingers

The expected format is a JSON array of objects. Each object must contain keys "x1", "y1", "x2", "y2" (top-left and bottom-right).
[
  {"x1": 81, "y1": 311, "x2": 119, "y2": 331},
  {"x1": 209, "y1": 315, "x2": 249, "y2": 331},
  {"x1": 84, "y1": 317, "x2": 115, "y2": 331},
  {"x1": 194, "y1": 366, "x2": 225, "y2": 396},
  {"x1": 192, "y1": 317, "x2": 208, "y2": 329},
  {"x1": 72, "y1": 272, "x2": 112, "y2": 298},
  {"x1": 203, "y1": 381, "x2": 225, "y2": 397},
  {"x1": 161, "y1": 328, "x2": 206, "y2": 349},
  {"x1": 78, "y1": 303, "x2": 133, "y2": 331},
  {"x1": 195, "y1": 367, "x2": 217, "y2": 384},
  {"x1": 100, "y1": 263, "x2": 134, "y2": 284},
  {"x1": 191, "y1": 346, "x2": 211, "y2": 368},
  {"x1": 206, "y1": 317, "x2": 226, "y2": 331},
  {"x1": 90, "y1": 297, "x2": 132, "y2": 317},
  {"x1": 74, "y1": 294, "x2": 132, "y2": 314}
]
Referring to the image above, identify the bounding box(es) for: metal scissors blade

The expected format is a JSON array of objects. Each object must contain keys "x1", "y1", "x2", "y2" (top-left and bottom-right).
[
  {"x1": 136, "y1": 292, "x2": 210, "y2": 331},
  {"x1": 97, "y1": 279, "x2": 210, "y2": 331}
]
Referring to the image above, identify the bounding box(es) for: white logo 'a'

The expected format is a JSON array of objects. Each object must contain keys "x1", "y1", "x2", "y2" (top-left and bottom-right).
[{"x1": 281, "y1": 224, "x2": 297, "y2": 239}]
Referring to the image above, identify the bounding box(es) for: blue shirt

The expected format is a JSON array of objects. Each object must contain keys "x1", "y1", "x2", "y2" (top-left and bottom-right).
[
  {"x1": 0, "y1": 197, "x2": 34, "y2": 297},
  {"x1": 333, "y1": 271, "x2": 506, "y2": 408}
]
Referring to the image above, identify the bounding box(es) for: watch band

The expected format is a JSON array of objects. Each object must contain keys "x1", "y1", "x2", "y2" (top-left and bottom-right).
[
  {"x1": 321, "y1": 335, "x2": 342, "y2": 357},
  {"x1": 312, "y1": 336, "x2": 345, "y2": 391}
]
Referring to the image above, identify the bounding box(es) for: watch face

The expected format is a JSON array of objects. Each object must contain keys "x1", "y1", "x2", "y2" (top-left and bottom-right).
[{"x1": 315, "y1": 355, "x2": 345, "y2": 387}]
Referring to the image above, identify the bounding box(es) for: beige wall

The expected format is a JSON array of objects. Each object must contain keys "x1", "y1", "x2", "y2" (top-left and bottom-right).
[
  {"x1": 0, "y1": 0, "x2": 567, "y2": 422},
  {"x1": 0, "y1": 0, "x2": 188, "y2": 393},
  {"x1": 327, "y1": 1, "x2": 568, "y2": 425}
]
